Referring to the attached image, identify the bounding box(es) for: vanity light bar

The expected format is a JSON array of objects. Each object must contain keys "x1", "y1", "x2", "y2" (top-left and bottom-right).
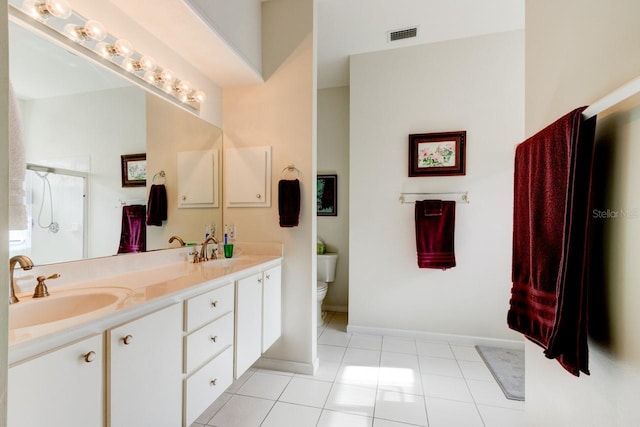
[{"x1": 15, "y1": 0, "x2": 206, "y2": 111}]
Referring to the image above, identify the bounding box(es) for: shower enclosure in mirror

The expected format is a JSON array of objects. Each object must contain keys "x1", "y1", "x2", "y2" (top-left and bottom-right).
[{"x1": 8, "y1": 12, "x2": 223, "y2": 265}]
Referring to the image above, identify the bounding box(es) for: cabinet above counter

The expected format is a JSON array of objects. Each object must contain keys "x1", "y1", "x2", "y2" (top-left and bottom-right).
[{"x1": 8, "y1": 242, "x2": 283, "y2": 364}]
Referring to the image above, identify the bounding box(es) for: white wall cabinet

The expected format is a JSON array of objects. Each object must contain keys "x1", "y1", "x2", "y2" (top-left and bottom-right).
[
  {"x1": 225, "y1": 146, "x2": 272, "y2": 207},
  {"x1": 107, "y1": 303, "x2": 183, "y2": 427},
  {"x1": 235, "y1": 264, "x2": 282, "y2": 378},
  {"x1": 8, "y1": 334, "x2": 103, "y2": 427},
  {"x1": 177, "y1": 150, "x2": 219, "y2": 208}
]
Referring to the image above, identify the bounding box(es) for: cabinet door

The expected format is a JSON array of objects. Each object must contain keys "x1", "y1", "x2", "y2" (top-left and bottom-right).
[
  {"x1": 108, "y1": 303, "x2": 182, "y2": 427},
  {"x1": 225, "y1": 146, "x2": 271, "y2": 207},
  {"x1": 262, "y1": 265, "x2": 282, "y2": 351},
  {"x1": 8, "y1": 334, "x2": 103, "y2": 427},
  {"x1": 235, "y1": 272, "x2": 263, "y2": 378},
  {"x1": 177, "y1": 150, "x2": 219, "y2": 208}
]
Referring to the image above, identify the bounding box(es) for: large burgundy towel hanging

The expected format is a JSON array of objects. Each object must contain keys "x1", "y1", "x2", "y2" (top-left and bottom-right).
[
  {"x1": 118, "y1": 204, "x2": 147, "y2": 254},
  {"x1": 414, "y1": 200, "x2": 456, "y2": 270},
  {"x1": 278, "y1": 179, "x2": 301, "y2": 227},
  {"x1": 508, "y1": 106, "x2": 596, "y2": 376},
  {"x1": 146, "y1": 184, "x2": 167, "y2": 226}
]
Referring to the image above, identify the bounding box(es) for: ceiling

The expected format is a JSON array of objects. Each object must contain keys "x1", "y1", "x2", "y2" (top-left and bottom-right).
[{"x1": 317, "y1": 0, "x2": 525, "y2": 89}]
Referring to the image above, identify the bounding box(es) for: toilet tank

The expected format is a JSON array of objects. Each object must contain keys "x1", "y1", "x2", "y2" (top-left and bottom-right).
[{"x1": 317, "y1": 253, "x2": 338, "y2": 282}]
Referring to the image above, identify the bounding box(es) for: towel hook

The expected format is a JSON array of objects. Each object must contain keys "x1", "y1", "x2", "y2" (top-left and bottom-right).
[
  {"x1": 281, "y1": 164, "x2": 301, "y2": 179},
  {"x1": 152, "y1": 170, "x2": 166, "y2": 185}
]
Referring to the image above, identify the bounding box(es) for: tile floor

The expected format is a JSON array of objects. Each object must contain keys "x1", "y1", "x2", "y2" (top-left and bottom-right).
[{"x1": 190, "y1": 312, "x2": 525, "y2": 427}]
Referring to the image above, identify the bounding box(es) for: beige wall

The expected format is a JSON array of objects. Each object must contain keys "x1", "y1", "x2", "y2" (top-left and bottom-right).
[
  {"x1": 525, "y1": 0, "x2": 640, "y2": 425},
  {"x1": 349, "y1": 31, "x2": 524, "y2": 340},
  {"x1": 146, "y1": 93, "x2": 223, "y2": 250},
  {"x1": 222, "y1": 0, "x2": 316, "y2": 370},
  {"x1": 317, "y1": 86, "x2": 349, "y2": 311}
]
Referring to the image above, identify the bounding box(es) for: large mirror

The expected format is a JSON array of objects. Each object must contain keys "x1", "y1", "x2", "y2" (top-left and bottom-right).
[{"x1": 8, "y1": 19, "x2": 223, "y2": 265}]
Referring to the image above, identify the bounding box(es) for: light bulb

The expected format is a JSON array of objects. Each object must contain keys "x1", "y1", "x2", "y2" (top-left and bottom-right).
[
  {"x1": 159, "y1": 69, "x2": 175, "y2": 83},
  {"x1": 175, "y1": 80, "x2": 192, "y2": 94},
  {"x1": 138, "y1": 56, "x2": 156, "y2": 72},
  {"x1": 24, "y1": 0, "x2": 71, "y2": 20},
  {"x1": 143, "y1": 70, "x2": 157, "y2": 84},
  {"x1": 191, "y1": 91, "x2": 206, "y2": 103},
  {"x1": 179, "y1": 92, "x2": 189, "y2": 103},
  {"x1": 123, "y1": 56, "x2": 155, "y2": 73},
  {"x1": 64, "y1": 20, "x2": 106, "y2": 42},
  {"x1": 96, "y1": 39, "x2": 134, "y2": 58}
]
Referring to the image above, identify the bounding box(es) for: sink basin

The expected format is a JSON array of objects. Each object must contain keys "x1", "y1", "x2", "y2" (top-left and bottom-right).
[{"x1": 9, "y1": 287, "x2": 133, "y2": 331}]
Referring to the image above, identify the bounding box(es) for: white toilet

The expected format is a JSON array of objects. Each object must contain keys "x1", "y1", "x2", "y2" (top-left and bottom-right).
[{"x1": 317, "y1": 253, "x2": 338, "y2": 326}]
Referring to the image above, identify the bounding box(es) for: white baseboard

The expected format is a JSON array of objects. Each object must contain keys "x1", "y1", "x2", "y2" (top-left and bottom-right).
[
  {"x1": 347, "y1": 324, "x2": 524, "y2": 350},
  {"x1": 322, "y1": 304, "x2": 348, "y2": 313},
  {"x1": 254, "y1": 356, "x2": 317, "y2": 375}
]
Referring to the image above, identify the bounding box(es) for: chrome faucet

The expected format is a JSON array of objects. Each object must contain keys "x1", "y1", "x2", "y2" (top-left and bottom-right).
[
  {"x1": 168, "y1": 235, "x2": 186, "y2": 246},
  {"x1": 9, "y1": 255, "x2": 34, "y2": 304},
  {"x1": 199, "y1": 236, "x2": 219, "y2": 262}
]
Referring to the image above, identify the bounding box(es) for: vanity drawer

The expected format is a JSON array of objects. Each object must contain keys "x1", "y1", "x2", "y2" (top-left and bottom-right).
[
  {"x1": 185, "y1": 311, "x2": 234, "y2": 373},
  {"x1": 185, "y1": 282, "x2": 234, "y2": 331},
  {"x1": 184, "y1": 346, "x2": 233, "y2": 426}
]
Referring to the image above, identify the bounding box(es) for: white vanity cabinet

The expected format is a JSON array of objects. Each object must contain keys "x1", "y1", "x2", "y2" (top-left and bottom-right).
[
  {"x1": 107, "y1": 303, "x2": 183, "y2": 427},
  {"x1": 8, "y1": 334, "x2": 103, "y2": 427},
  {"x1": 234, "y1": 264, "x2": 282, "y2": 378},
  {"x1": 183, "y1": 283, "x2": 235, "y2": 426}
]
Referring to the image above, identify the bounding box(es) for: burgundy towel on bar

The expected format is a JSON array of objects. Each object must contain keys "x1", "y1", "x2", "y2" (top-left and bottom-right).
[
  {"x1": 508, "y1": 106, "x2": 596, "y2": 376},
  {"x1": 146, "y1": 184, "x2": 167, "y2": 226},
  {"x1": 279, "y1": 179, "x2": 301, "y2": 227},
  {"x1": 415, "y1": 200, "x2": 456, "y2": 270},
  {"x1": 118, "y1": 205, "x2": 147, "y2": 254}
]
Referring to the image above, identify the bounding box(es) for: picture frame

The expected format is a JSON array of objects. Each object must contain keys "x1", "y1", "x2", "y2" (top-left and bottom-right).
[
  {"x1": 317, "y1": 174, "x2": 337, "y2": 216},
  {"x1": 121, "y1": 153, "x2": 147, "y2": 187},
  {"x1": 408, "y1": 131, "x2": 466, "y2": 177}
]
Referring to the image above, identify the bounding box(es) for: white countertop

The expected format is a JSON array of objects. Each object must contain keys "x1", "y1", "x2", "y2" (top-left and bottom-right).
[{"x1": 9, "y1": 246, "x2": 282, "y2": 365}]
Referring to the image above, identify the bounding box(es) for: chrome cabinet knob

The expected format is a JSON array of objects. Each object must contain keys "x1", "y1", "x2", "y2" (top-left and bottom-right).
[
  {"x1": 210, "y1": 379, "x2": 217, "y2": 386},
  {"x1": 84, "y1": 351, "x2": 96, "y2": 363},
  {"x1": 210, "y1": 336, "x2": 218, "y2": 343},
  {"x1": 211, "y1": 300, "x2": 218, "y2": 308},
  {"x1": 257, "y1": 278, "x2": 263, "y2": 284},
  {"x1": 122, "y1": 334, "x2": 134, "y2": 345},
  {"x1": 266, "y1": 274, "x2": 271, "y2": 280}
]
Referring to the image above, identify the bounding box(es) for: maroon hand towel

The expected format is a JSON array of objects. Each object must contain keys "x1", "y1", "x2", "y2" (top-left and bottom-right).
[
  {"x1": 118, "y1": 204, "x2": 147, "y2": 254},
  {"x1": 146, "y1": 184, "x2": 167, "y2": 226},
  {"x1": 415, "y1": 200, "x2": 456, "y2": 270},
  {"x1": 278, "y1": 179, "x2": 301, "y2": 227},
  {"x1": 508, "y1": 106, "x2": 596, "y2": 376}
]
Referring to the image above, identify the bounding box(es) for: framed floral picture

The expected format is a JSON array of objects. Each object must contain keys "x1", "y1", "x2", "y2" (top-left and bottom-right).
[
  {"x1": 408, "y1": 131, "x2": 466, "y2": 177},
  {"x1": 317, "y1": 174, "x2": 337, "y2": 216},
  {"x1": 121, "y1": 153, "x2": 147, "y2": 187}
]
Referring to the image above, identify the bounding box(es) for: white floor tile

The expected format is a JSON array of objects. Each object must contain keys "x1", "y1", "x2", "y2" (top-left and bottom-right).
[
  {"x1": 318, "y1": 329, "x2": 352, "y2": 347},
  {"x1": 235, "y1": 371, "x2": 292, "y2": 400},
  {"x1": 373, "y1": 419, "x2": 423, "y2": 427},
  {"x1": 349, "y1": 334, "x2": 383, "y2": 351},
  {"x1": 450, "y1": 345, "x2": 483, "y2": 362},
  {"x1": 421, "y1": 374, "x2": 473, "y2": 402},
  {"x1": 458, "y1": 360, "x2": 494, "y2": 381},
  {"x1": 382, "y1": 336, "x2": 418, "y2": 354},
  {"x1": 225, "y1": 368, "x2": 256, "y2": 393},
  {"x1": 477, "y1": 404, "x2": 525, "y2": 427},
  {"x1": 317, "y1": 409, "x2": 373, "y2": 427},
  {"x1": 297, "y1": 360, "x2": 341, "y2": 382},
  {"x1": 318, "y1": 344, "x2": 347, "y2": 362},
  {"x1": 208, "y1": 395, "x2": 274, "y2": 427},
  {"x1": 415, "y1": 341, "x2": 454, "y2": 359},
  {"x1": 335, "y1": 364, "x2": 380, "y2": 388},
  {"x1": 380, "y1": 352, "x2": 420, "y2": 370},
  {"x1": 374, "y1": 389, "x2": 428, "y2": 426},
  {"x1": 466, "y1": 379, "x2": 525, "y2": 410},
  {"x1": 343, "y1": 347, "x2": 381, "y2": 367},
  {"x1": 279, "y1": 377, "x2": 332, "y2": 408},
  {"x1": 418, "y1": 356, "x2": 463, "y2": 378},
  {"x1": 378, "y1": 366, "x2": 423, "y2": 395},
  {"x1": 193, "y1": 392, "x2": 232, "y2": 424},
  {"x1": 325, "y1": 383, "x2": 377, "y2": 417},
  {"x1": 425, "y1": 397, "x2": 484, "y2": 427},
  {"x1": 260, "y1": 402, "x2": 322, "y2": 427}
]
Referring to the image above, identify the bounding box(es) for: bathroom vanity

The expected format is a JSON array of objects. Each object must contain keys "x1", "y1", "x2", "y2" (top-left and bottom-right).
[{"x1": 7, "y1": 243, "x2": 283, "y2": 427}]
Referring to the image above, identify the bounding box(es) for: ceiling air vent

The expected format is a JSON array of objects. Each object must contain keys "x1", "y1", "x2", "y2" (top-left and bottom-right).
[{"x1": 388, "y1": 26, "x2": 418, "y2": 42}]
